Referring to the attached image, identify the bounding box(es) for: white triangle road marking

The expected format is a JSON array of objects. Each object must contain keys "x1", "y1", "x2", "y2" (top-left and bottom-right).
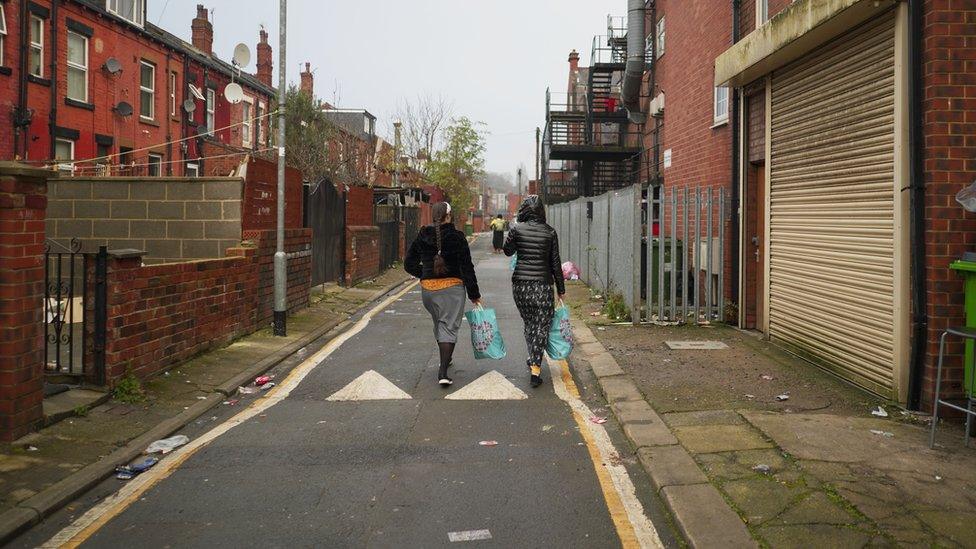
[
  {"x1": 445, "y1": 370, "x2": 528, "y2": 400},
  {"x1": 326, "y1": 370, "x2": 412, "y2": 401}
]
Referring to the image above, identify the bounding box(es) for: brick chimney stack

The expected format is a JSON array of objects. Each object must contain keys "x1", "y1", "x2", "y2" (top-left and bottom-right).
[
  {"x1": 568, "y1": 49, "x2": 580, "y2": 72},
  {"x1": 256, "y1": 28, "x2": 273, "y2": 87},
  {"x1": 300, "y1": 62, "x2": 314, "y2": 97},
  {"x1": 568, "y1": 49, "x2": 581, "y2": 105},
  {"x1": 191, "y1": 4, "x2": 214, "y2": 55}
]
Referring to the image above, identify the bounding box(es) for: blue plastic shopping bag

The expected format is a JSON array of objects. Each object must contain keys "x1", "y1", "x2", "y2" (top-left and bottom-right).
[
  {"x1": 547, "y1": 302, "x2": 574, "y2": 360},
  {"x1": 465, "y1": 306, "x2": 507, "y2": 360},
  {"x1": 509, "y1": 253, "x2": 517, "y2": 271}
]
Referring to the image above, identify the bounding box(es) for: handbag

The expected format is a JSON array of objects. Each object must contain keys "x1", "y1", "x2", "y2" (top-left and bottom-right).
[
  {"x1": 465, "y1": 305, "x2": 507, "y2": 360},
  {"x1": 547, "y1": 301, "x2": 574, "y2": 360}
]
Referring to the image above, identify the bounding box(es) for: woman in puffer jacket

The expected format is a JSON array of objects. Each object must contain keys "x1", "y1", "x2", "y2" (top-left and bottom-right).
[{"x1": 503, "y1": 195, "x2": 565, "y2": 387}]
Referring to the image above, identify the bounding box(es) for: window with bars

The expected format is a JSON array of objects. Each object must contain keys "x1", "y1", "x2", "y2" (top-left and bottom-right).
[
  {"x1": 139, "y1": 61, "x2": 155, "y2": 119},
  {"x1": 67, "y1": 32, "x2": 88, "y2": 102}
]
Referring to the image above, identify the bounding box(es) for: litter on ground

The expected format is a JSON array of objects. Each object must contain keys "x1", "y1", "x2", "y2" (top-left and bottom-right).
[
  {"x1": 145, "y1": 435, "x2": 189, "y2": 454},
  {"x1": 478, "y1": 440, "x2": 498, "y2": 446},
  {"x1": 869, "y1": 429, "x2": 894, "y2": 438},
  {"x1": 238, "y1": 386, "x2": 258, "y2": 395},
  {"x1": 752, "y1": 464, "x2": 771, "y2": 474},
  {"x1": 590, "y1": 417, "x2": 608, "y2": 424},
  {"x1": 871, "y1": 406, "x2": 889, "y2": 418},
  {"x1": 775, "y1": 394, "x2": 790, "y2": 402}
]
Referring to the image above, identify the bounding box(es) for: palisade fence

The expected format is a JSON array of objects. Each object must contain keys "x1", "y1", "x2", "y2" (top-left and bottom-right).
[{"x1": 548, "y1": 184, "x2": 726, "y2": 325}]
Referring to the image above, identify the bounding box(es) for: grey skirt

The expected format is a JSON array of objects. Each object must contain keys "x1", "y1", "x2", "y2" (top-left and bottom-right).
[{"x1": 421, "y1": 284, "x2": 467, "y2": 343}]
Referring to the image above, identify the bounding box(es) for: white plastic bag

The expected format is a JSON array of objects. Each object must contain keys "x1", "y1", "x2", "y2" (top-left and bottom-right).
[
  {"x1": 955, "y1": 181, "x2": 976, "y2": 212},
  {"x1": 145, "y1": 435, "x2": 189, "y2": 454}
]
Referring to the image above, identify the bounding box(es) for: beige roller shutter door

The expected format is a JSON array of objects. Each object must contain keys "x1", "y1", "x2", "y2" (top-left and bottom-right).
[{"x1": 768, "y1": 12, "x2": 896, "y2": 396}]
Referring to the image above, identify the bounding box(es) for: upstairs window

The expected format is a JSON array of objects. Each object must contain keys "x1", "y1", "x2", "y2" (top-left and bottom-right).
[
  {"x1": 757, "y1": 0, "x2": 769, "y2": 26},
  {"x1": 107, "y1": 0, "x2": 145, "y2": 27},
  {"x1": 0, "y1": 5, "x2": 7, "y2": 67},
  {"x1": 655, "y1": 17, "x2": 665, "y2": 58},
  {"x1": 66, "y1": 32, "x2": 88, "y2": 102},
  {"x1": 256, "y1": 101, "x2": 266, "y2": 146},
  {"x1": 169, "y1": 72, "x2": 177, "y2": 116},
  {"x1": 29, "y1": 16, "x2": 43, "y2": 77},
  {"x1": 714, "y1": 86, "x2": 729, "y2": 125},
  {"x1": 205, "y1": 88, "x2": 215, "y2": 135},
  {"x1": 241, "y1": 98, "x2": 252, "y2": 147},
  {"x1": 139, "y1": 61, "x2": 155, "y2": 119}
]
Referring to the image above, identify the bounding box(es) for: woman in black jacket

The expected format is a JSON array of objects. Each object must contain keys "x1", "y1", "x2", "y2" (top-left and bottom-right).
[
  {"x1": 405, "y1": 202, "x2": 481, "y2": 386},
  {"x1": 503, "y1": 195, "x2": 565, "y2": 387}
]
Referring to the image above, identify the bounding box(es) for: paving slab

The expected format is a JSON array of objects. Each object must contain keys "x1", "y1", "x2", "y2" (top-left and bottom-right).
[
  {"x1": 597, "y1": 375, "x2": 644, "y2": 403},
  {"x1": 587, "y1": 354, "x2": 625, "y2": 378},
  {"x1": 673, "y1": 424, "x2": 774, "y2": 454},
  {"x1": 664, "y1": 409, "x2": 744, "y2": 427},
  {"x1": 661, "y1": 484, "x2": 757, "y2": 548},
  {"x1": 637, "y1": 446, "x2": 708, "y2": 489},
  {"x1": 611, "y1": 399, "x2": 658, "y2": 424},
  {"x1": 770, "y1": 491, "x2": 860, "y2": 526},
  {"x1": 623, "y1": 421, "x2": 678, "y2": 448},
  {"x1": 758, "y1": 523, "x2": 873, "y2": 548}
]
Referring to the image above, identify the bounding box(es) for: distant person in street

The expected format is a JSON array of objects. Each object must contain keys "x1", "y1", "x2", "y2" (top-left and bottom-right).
[
  {"x1": 504, "y1": 195, "x2": 565, "y2": 387},
  {"x1": 489, "y1": 214, "x2": 506, "y2": 253},
  {"x1": 405, "y1": 202, "x2": 481, "y2": 386}
]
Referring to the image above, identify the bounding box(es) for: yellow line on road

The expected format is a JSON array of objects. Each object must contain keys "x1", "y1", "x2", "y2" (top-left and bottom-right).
[
  {"x1": 43, "y1": 281, "x2": 419, "y2": 548},
  {"x1": 547, "y1": 358, "x2": 664, "y2": 549}
]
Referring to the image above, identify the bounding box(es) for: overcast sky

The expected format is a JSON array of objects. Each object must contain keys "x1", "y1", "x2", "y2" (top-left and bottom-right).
[{"x1": 149, "y1": 1, "x2": 615, "y2": 177}]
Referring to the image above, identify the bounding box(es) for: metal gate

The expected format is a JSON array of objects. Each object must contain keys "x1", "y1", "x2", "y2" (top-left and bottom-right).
[
  {"x1": 44, "y1": 239, "x2": 106, "y2": 385},
  {"x1": 305, "y1": 181, "x2": 345, "y2": 286},
  {"x1": 768, "y1": 12, "x2": 898, "y2": 396},
  {"x1": 403, "y1": 207, "x2": 421, "y2": 250},
  {"x1": 377, "y1": 221, "x2": 400, "y2": 271}
]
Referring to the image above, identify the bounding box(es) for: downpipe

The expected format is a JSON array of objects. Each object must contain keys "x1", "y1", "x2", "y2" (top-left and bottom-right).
[{"x1": 906, "y1": 0, "x2": 927, "y2": 410}]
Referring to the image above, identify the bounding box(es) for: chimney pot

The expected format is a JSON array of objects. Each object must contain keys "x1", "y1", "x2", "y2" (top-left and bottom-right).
[
  {"x1": 256, "y1": 28, "x2": 273, "y2": 87},
  {"x1": 191, "y1": 4, "x2": 214, "y2": 55},
  {"x1": 300, "y1": 63, "x2": 314, "y2": 98}
]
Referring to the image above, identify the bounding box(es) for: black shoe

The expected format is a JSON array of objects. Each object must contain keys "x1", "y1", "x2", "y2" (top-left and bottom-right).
[
  {"x1": 530, "y1": 374, "x2": 543, "y2": 388},
  {"x1": 438, "y1": 364, "x2": 453, "y2": 386}
]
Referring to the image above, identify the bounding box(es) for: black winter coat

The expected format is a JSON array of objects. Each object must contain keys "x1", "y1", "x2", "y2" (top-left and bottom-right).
[
  {"x1": 405, "y1": 223, "x2": 480, "y2": 300},
  {"x1": 503, "y1": 197, "x2": 565, "y2": 295}
]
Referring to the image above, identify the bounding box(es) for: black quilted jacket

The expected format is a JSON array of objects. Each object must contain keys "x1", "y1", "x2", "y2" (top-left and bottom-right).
[
  {"x1": 405, "y1": 223, "x2": 481, "y2": 300},
  {"x1": 503, "y1": 196, "x2": 565, "y2": 295}
]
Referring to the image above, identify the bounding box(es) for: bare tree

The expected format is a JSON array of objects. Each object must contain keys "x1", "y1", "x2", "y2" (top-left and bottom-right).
[{"x1": 390, "y1": 94, "x2": 454, "y2": 176}]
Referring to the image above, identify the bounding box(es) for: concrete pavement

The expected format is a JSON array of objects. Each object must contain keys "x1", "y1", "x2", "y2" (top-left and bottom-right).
[{"x1": 13, "y1": 237, "x2": 678, "y2": 548}]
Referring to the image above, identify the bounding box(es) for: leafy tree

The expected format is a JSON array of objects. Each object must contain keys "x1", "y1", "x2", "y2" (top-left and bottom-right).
[
  {"x1": 428, "y1": 117, "x2": 486, "y2": 216},
  {"x1": 275, "y1": 85, "x2": 332, "y2": 185}
]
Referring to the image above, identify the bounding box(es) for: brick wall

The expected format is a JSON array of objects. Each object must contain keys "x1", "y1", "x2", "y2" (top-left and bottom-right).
[
  {"x1": 100, "y1": 228, "x2": 310, "y2": 382},
  {"x1": 345, "y1": 226, "x2": 380, "y2": 286},
  {"x1": 241, "y1": 155, "x2": 304, "y2": 231},
  {"x1": 46, "y1": 177, "x2": 243, "y2": 263},
  {"x1": 919, "y1": 0, "x2": 976, "y2": 408},
  {"x1": 0, "y1": 164, "x2": 48, "y2": 441},
  {"x1": 346, "y1": 186, "x2": 374, "y2": 226}
]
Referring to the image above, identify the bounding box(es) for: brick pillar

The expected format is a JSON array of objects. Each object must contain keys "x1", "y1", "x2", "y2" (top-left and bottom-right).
[{"x1": 0, "y1": 163, "x2": 50, "y2": 442}]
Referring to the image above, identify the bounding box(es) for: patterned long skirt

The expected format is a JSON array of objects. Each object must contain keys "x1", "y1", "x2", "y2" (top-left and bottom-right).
[{"x1": 512, "y1": 280, "x2": 555, "y2": 368}]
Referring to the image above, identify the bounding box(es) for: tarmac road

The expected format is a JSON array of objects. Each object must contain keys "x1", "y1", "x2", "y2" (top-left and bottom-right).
[{"x1": 16, "y1": 236, "x2": 677, "y2": 549}]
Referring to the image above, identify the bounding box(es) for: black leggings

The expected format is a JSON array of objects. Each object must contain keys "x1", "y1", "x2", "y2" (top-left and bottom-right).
[{"x1": 513, "y1": 280, "x2": 554, "y2": 367}]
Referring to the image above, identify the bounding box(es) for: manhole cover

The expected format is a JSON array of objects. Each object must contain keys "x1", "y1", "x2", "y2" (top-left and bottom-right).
[{"x1": 665, "y1": 340, "x2": 728, "y2": 350}]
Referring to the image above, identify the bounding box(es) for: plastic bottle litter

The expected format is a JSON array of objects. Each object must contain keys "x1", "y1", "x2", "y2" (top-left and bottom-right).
[
  {"x1": 871, "y1": 406, "x2": 889, "y2": 418},
  {"x1": 775, "y1": 393, "x2": 790, "y2": 401},
  {"x1": 760, "y1": 375, "x2": 774, "y2": 381},
  {"x1": 752, "y1": 464, "x2": 771, "y2": 474},
  {"x1": 145, "y1": 435, "x2": 189, "y2": 454},
  {"x1": 260, "y1": 382, "x2": 276, "y2": 391}
]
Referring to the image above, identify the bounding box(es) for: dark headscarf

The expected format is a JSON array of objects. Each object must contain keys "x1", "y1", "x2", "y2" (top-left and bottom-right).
[{"x1": 516, "y1": 195, "x2": 546, "y2": 223}]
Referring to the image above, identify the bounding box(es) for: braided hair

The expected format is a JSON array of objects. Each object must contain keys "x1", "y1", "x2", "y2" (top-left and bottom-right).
[{"x1": 431, "y1": 202, "x2": 450, "y2": 277}]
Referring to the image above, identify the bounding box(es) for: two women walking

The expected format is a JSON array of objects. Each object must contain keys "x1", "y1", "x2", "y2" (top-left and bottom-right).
[{"x1": 405, "y1": 196, "x2": 564, "y2": 388}]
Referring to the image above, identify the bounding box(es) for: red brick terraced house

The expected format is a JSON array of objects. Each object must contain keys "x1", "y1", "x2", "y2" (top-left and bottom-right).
[
  {"x1": 715, "y1": 0, "x2": 976, "y2": 409},
  {"x1": 0, "y1": 1, "x2": 275, "y2": 176}
]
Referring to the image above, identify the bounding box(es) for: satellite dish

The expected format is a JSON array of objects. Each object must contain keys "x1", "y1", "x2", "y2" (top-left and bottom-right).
[
  {"x1": 197, "y1": 124, "x2": 210, "y2": 136},
  {"x1": 224, "y1": 82, "x2": 244, "y2": 104},
  {"x1": 183, "y1": 99, "x2": 197, "y2": 113},
  {"x1": 232, "y1": 43, "x2": 251, "y2": 68},
  {"x1": 103, "y1": 57, "x2": 122, "y2": 74},
  {"x1": 188, "y1": 83, "x2": 205, "y2": 101},
  {"x1": 113, "y1": 101, "x2": 133, "y2": 116}
]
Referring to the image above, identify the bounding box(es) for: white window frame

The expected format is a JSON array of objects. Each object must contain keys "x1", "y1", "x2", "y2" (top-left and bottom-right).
[
  {"x1": 54, "y1": 138, "x2": 74, "y2": 172},
  {"x1": 107, "y1": 0, "x2": 145, "y2": 27},
  {"x1": 241, "y1": 96, "x2": 253, "y2": 147},
  {"x1": 139, "y1": 60, "x2": 155, "y2": 120},
  {"x1": 756, "y1": 0, "x2": 769, "y2": 26},
  {"x1": 205, "y1": 88, "x2": 215, "y2": 135},
  {"x1": 29, "y1": 15, "x2": 43, "y2": 77},
  {"x1": 257, "y1": 101, "x2": 266, "y2": 147},
  {"x1": 0, "y1": 4, "x2": 7, "y2": 67},
  {"x1": 169, "y1": 72, "x2": 177, "y2": 117},
  {"x1": 656, "y1": 17, "x2": 665, "y2": 58},
  {"x1": 66, "y1": 31, "x2": 88, "y2": 102},
  {"x1": 147, "y1": 153, "x2": 162, "y2": 176},
  {"x1": 185, "y1": 162, "x2": 199, "y2": 177},
  {"x1": 713, "y1": 85, "x2": 729, "y2": 126}
]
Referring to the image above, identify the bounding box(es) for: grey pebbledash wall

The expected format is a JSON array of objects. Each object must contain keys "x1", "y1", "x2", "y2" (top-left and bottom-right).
[{"x1": 46, "y1": 177, "x2": 243, "y2": 264}]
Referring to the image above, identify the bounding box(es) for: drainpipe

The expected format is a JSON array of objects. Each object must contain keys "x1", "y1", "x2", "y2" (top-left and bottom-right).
[
  {"x1": 622, "y1": 0, "x2": 646, "y2": 124},
  {"x1": 48, "y1": 0, "x2": 59, "y2": 160},
  {"x1": 15, "y1": 0, "x2": 29, "y2": 157},
  {"x1": 906, "y1": 0, "x2": 927, "y2": 410},
  {"x1": 729, "y1": 0, "x2": 741, "y2": 311}
]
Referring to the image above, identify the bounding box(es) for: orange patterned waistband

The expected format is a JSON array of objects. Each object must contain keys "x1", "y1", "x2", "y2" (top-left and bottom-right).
[{"x1": 420, "y1": 278, "x2": 464, "y2": 291}]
